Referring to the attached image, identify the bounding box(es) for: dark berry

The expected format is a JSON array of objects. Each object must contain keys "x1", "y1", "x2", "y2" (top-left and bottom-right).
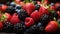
[
  {"x1": 35, "y1": 4, "x2": 40, "y2": 10},
  {"x1": 2, "y1": 22, "x2": 13, "y2": 32},
  {"x1": 29, "y1": 24, "x2": 38, "y2": 33},
  {"x1": 15, "y1": 5, "x2": 22, "y2": 9},
  {"x1": 39, "y1": 14, "x2": 52, "y2": 26},
  {"x1": 6, "y1": 6, "x2": 15, "y2": 15},
  {"x1": 10, "y1": 2, "x2": 16, "y2": 7},
  {"x1": 50, "y1": 3, "x2": 55, "y2": 6},
  {"x1": 13, "y1": 22, "x2": 26, "y2": 33},
  {"x1": 15, "y1": 9, "x2": 21, "y2": 13},
  {"x1": 36, "y1": 22, "x2": 45, "y2": 33},
  {"x1": 18, "y1": 9, "x2": 28, "y2": 21}
]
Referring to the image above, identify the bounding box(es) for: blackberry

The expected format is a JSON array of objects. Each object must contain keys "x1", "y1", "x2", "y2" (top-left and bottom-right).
[
  {"x1": 2, "y1": 22, "x2": 13, "y2": 33},
  {"x1": 13, "y1": 22, "x2": 26, "y2": 33},
  {"x1": 35, "y1": 4, "x2": 40, "y2": 10},
  {"x1": 39, "y1": 14, "x2": 52, "y2": 26},
  {"x1": 6, "y1": 6, "x2": 15, "y2": 15},
  {"x1": 18, "y1": 9, "x2": 28, "y2": 21},
  {"x1": 29, "y1": 24, "x2": 38, "y2": 33}
]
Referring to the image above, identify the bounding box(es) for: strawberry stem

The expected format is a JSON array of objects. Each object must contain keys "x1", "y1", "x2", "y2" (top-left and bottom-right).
[{"x1": 24, "y1": 0, "x2": 32, "y2": 3}]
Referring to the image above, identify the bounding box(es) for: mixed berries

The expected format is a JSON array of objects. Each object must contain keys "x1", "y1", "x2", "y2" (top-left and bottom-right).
[{"x1": 0, "y1": 0, "x2": 60, "y2": 34}]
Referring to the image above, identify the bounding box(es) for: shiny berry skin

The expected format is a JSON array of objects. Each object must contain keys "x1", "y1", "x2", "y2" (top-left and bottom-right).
[
  {"x1": 10, "y1": 2, "x2": 16, "y2": 7},
  {"x1": 25, "y1": 17, "x2": 34, "y2": 27},
  {"x1": 30, "y1": 10, "x2": 40, "y2": 22},
  {"x1": 15, "y1": 5, "x2": 22, "y2": 9},
  {"x1": 45, "y1": 21, "x2": 58, "y2": 32},
  {"x1": 23, "y1": 3, "x2": 35, "y2": 15},
  {"x1": 18, "y1": 9, "x2": 28, "y2": 21}
]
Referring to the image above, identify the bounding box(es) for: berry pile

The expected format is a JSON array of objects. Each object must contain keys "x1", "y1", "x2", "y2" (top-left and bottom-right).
[{"x1": 0, "y1": 0, "x2": 60, "y2": 34}]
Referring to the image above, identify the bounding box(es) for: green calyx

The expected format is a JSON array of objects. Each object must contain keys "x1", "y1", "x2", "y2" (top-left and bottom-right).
[
  {"x1": 24, "y1": 0, "x2": 32, "y2": 3},
  {"x1": 0, "y1": 13, "x2": 7, "y2": 22}
]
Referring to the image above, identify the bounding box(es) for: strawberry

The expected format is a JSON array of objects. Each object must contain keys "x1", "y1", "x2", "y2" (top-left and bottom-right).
[
  {"x1": 39, "y1": 6, "x2": 49, "y2": 16},
  {"x1": 4, "y1": 13, "x2": 11, "y2": 22},
  {"x1": 10, "y1": 13, "x2": 20, "y2": 25},
  {"x1": 0, "y1": 22, "x2": 3, "y2": 31},
  {"x1": 30, "y1": 10, "x2": 40, "y2": 22},
  {"x1": 23, "y1": 3, "x2": 35, "y2": 15},
  {"x1": 1, "y1": 5, "x2": 8, "y2": 12},
  {"x1": 25, "y1": 17, "x2": 34, "y2": 27},
  {"x1": 45, "y1": 21, "x2": 58, "y2": 32}
]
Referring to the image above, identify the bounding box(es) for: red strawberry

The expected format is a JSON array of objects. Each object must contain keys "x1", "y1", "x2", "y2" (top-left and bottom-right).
[
  {"x1": 23, "y1": 3, "x2": 35, "y2": 15},
  {"x1": 1, "y1": 5, "x2": 7, "y2": 12},
  {"x1": 0, "y1": 22, "x2": 3, "y2": 31},
  {"x1": 30, "y1": 10, "x2": 40, "y2": 22},
  {"x1": 4, "y1": 13, "x2": 11, "y2": 22},
  {"x1": 10, "y1": 13, "x2": 20, "y2": 25},
  {"x1": 45, "y1": 21, "x2": 58, "y2": 32},
  {"x1": 39, "y1": 6, "x2": 49, "y2": 16},
  {"x1": 25, "y1": 17, "x2": 34, "y2": 27}
]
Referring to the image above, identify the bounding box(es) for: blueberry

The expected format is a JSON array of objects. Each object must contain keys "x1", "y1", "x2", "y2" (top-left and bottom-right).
[
  {"x1": 15, "y1": 9, "x2": 21, "y2": 13},
  {"x1": 10, "y1": 2, "x2": 16, "y2": 7},
  {"x1": 15, "y1": 5, "x2": 22, "y2": 9},
  {"x1": 18, "y1": 9, "x2": 28, "y2": 21},
  {"x1": 50, "y1": 3, "x2": 54, "y2": 6}
]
